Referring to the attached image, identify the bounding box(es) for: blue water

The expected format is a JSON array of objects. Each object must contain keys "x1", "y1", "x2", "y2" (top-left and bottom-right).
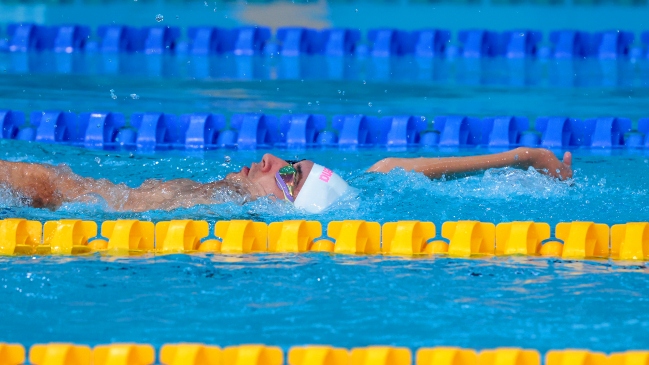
[
  {"x1": 3, "y1": 0, "x2": 649, "y2": 352},
  {"x1": 1, "y1": 254, "x2": 649, "y2": 352},
  {"x1": 3, "y1": 138, "x2": 649, "y2": 225},
  {"x1": 2, "y1": 133, "x2": 649, "y2": 350},
  {"x1": 2, "y1": 55, "x2": 649, "y2": 91}
]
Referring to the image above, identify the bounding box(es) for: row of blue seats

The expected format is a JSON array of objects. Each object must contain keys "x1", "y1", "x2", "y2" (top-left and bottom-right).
[
  {"x1": 2, "y1": 110, "x2": 649, "y2": 149},
  {"x1": 0, "y1": 23, "x2": 648, "y2": 59}
]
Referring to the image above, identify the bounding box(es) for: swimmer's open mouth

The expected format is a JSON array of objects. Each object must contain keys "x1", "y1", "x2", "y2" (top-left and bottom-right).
[{"x1": 241, "y1": 166, "x2": 250, "y2": 176}]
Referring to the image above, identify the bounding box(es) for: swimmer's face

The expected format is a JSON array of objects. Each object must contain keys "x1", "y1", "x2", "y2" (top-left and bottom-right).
[{"x1": 226, "y1": 153, "x2": 314, "y2": 200}]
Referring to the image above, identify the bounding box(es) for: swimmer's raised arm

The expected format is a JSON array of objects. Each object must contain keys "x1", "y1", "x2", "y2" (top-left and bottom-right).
[
  {"x1": 0, "y1": 160, "x2": 70, "y2": 208},
  {"x1": 367, "y1": 147, "x2": 573, "y2": 180}
]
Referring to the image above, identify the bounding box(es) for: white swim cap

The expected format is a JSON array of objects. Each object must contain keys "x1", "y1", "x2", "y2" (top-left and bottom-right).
[{"x1": 293, "y1": 163, "x2": 352, "y2": 213}]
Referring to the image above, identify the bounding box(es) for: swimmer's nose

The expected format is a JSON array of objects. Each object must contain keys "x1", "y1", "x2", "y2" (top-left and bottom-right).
[{"x1": 260, "y1": 153, "x2": 286, "y2": 173}]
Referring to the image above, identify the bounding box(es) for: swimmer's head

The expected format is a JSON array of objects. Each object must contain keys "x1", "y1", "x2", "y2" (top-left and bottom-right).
[{"x1": 225, "y1": 153, "x2": 351, "y2": 213}]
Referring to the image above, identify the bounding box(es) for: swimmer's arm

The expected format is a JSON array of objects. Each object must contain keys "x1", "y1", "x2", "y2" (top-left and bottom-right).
[
  {"x1": 367, "y1": 147, "x2": 573, "y2": 180},
  {"x1": 0, "y1": 160, "x2": 103, "y2": 208},
  {"x1": 0, "y1": 160, "x2": 67, "y2": 208}
]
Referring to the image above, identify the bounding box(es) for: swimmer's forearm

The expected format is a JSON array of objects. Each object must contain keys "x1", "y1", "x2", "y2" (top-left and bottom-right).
[{"x1": 368, "y1": 148, "x2": 534, "y2": 179}]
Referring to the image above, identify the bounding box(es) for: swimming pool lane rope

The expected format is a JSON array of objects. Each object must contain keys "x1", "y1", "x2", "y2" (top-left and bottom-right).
[
  {"x1": 1, "y1": 111, "x2": 645, "y2": 150},
  {"x1": 0, "y1": 218, "x2": 646, "y2": 260},
  {"x1": 0, "y1": 342, "x2": 639, "y2": 365}
]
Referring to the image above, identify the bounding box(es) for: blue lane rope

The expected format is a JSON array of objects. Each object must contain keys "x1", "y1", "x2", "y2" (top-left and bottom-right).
[{"x1": 1, "y1": 110, "x2": 646, "y2": 150}]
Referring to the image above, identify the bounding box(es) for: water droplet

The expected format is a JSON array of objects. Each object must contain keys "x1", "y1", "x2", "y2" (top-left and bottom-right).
[
  {"x1": 307, "y1": 102, "x2": 312, "y2": 106},
  {"x1": 378, "y1": 110, "x2": 382, "y2": 113},
  {"x1": 130, "y1": 93, "x2": 140, "y2": 100},
  {"x1": 556, "y1": 168, "x2": 561, "y2": 174},
  {"x1": 155, "y1": 14, "x2": 164, "y2": 22},
  {"x1": 277, "y1": 88, "x2": 280, "y2": 91},
  {"x1": 204, "y1": 1, "x2": 208, "y2": 5},
  {"x1": 384, "y1": 90, "x2": 387, "y2": 93},
  {"x1": 224, "y1": 156, "x2": 231, "y2": 163},
  {"x1": 109, "y1": 89, "x2": 115, "y2": 93},
  {"x1": 176, "y1": 15, "x2": 179, "y2": 19},
  {"x1": 316, "y1": 100, "x2": 319, "y2": 105},
  {"x1": 111, "y1": 94, "x2": 117, "y2": 100},
  {"x1": 94, "y1": 157, "x2": 101, "y2": 164},
  {"x1": 362, "y1": 80, "x2": 366, "y2": 85},
  {"x1": 420, "y1": 116, "x2": 426, "y2": 121},
  {"x1": 355, "y1": 8, "x2": 358, "y2": 12},
  {"x1": 514, "y1": 154, "x2": 519, "y2": 161},
  {"x1": 337, "y1": 90, "x2": 341, "y2": 94},
  {"x1": 368, "y1": 102, "x2": 373, "y2": 107}
]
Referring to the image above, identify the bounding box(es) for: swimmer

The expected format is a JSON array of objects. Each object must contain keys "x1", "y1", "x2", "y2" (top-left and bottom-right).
[{"x1": 0, "y1": 147, "x2": 572, "y2": 212}]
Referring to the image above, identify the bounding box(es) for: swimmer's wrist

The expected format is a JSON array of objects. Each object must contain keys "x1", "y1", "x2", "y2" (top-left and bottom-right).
[{"x1": 513, "y1": 147, "x2": 536, "y2": 169}]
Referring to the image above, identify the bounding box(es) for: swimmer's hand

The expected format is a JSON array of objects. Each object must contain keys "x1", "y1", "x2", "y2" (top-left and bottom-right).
[
  {"x1": 368, "y1": 147, "x2": 573, "y2": 181},
  {"x1": 526, "y1": 148, "x2": 573, "y2": 180}
]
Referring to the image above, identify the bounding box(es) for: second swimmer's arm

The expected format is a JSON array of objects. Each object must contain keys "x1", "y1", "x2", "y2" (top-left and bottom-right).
[{"x1": 367, "y1": 147, "x2": 573, "y2": 180}]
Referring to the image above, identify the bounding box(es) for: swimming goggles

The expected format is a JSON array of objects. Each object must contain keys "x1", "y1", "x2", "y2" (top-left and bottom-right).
[{"x1": 275, "y1": 159, "x2": 305, "y2": 203}]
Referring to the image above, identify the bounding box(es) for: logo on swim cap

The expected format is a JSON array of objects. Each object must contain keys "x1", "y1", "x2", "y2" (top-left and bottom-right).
[
  {"x1": 293, "y1": 164, "x2": 351, "y2": 213},
  {"x1": 319, "y1": 168, "x2": 333, "y2": 182}
]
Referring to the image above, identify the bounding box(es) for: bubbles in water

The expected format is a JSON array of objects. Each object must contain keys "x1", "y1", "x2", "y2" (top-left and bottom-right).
[
  {"x1": 420, "y1": 116, "x2": 426, "y2": 121},
  {"x1": 204, "y1": 1, "x2": 208, "y2": 5},
  {"x1": 224, "y1": 156, "x2": 231, "y2": 163},
  {"x1": 355, "y1": 8, "x2": 358, "y2": 12},
  {"x1": 368, "y1": 102, "x2": 373, "y2": 107},
  {"x1": 155, "y1": 14, "x2": 164, "y2": 22},
  {"x1": 307, "y1": 102, "x2": 312, "y2": 106},
  {"x1": 130, "y1": 94, "x2": 140, "y2": 100},
  {"x1": 94, "y1": 157, "x2": 101, "y2": 164},
  {"x1": 362, "y1": 80, "x2": 366, "y2": 85},
  {"x1": 337, "y1": 90, "x2": 341, "y2": 94},
  {"x1": 384, "y1": 90, "x2": 387, "y2": 93},
  {"x1": 109, "y1": 89, "x2": 117, "y2": 100}
]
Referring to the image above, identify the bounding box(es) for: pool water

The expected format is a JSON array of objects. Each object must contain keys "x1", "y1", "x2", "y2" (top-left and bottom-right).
[
  {"x1": 1, "y1": 137, "x2": 649, "y2": 351},
  {"x1": 1, "y1": 138, "x2": 649, "y2": 226},
  {"x1": 3, "y1": 0, "x2": 649, "y2": 352},
  {"x1": 1, "y1": 253, "x2": 649, "y2": 352}
]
